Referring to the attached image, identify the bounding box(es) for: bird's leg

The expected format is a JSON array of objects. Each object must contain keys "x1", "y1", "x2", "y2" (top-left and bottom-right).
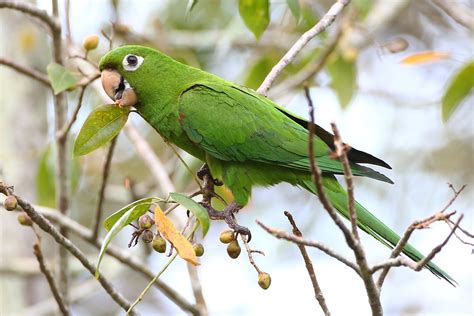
[
  {"x1": 198, "y1": 164, "x2": 251, "y2": 241},
  {"x1": 197, "y1": 164, "x2": 223, "y2": 186}
]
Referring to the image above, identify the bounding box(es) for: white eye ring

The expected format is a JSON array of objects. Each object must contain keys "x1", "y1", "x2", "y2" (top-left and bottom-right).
[{"x1": 123, "y1": 54, "x2": 144, "y2": 71}]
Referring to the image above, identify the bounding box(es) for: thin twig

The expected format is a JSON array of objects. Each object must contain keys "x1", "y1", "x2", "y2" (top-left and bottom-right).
[
  {"x1": 0, "y1": 58, "x2": 51, "y2": 86},
  {"x1": 166, "y1": 142, "x2": 203, "y2": 191},
  {"x1": 0, "y1": 1, "x2": 60, "y2": 32},
  {"x1": 187, "y1": 263, "x2": 208, "y2": 316},
  {"x1": 127, "y1": 223, "x2": 200, "y2": 314},
  {"x1": 0, "y1": 187, "x2": 136, "y2": 314},
  {"x1": 376, "y1": 184, "x2": 466, "y2": 288},
  {"x1": 284, "y1": 211, "x2": 330, "y2": 316},
  {"x1": 304, "y1": 88, "x2": 382, "y2": 315},
  {"x1": 331, "y1": 123, "x2": 358, "y2": 239},
  {"x1": 18, "y1": 200, "x2": 199, "y2": 314},
  {"x1": 240, "y1": 234, "x2": 264, "y2": 274},
  {"x1": 32, "y1": 229, "x2": 70, "y2": 316},
  {"x1": 57, "y1": 85, "x2": 87, "y2": 139},
  {"x1": 257, "y1": 0, "x2": 350, "y2": 96},
  {"x1": 271, "y1": 24, "x2": 344, "y2": 98},
  {"x1": 372, "y1": 215, "x2": 463, "y2": 273},
  {"x1": 91, "y1": 137, "x2": 118, "y2": 241},
  {"x1": 123, "y1": 122, "x2": 207, "y2": 312},
  {"x1": 257, "y1": 220, "x2": 360, "y2": 275}
]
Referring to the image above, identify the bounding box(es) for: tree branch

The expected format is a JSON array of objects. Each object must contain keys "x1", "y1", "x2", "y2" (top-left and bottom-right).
[
  {"x1": 0, "y1": 184, "x2": 136, "y2": 314},
  {"x1": 32, "y1": 231, "x2": 70, "y2": 316},
  {"x1": 0, "y1": 1, "x2": 60, "y2": 32},
  {"x1": 284, "y1": 211, "x2": 330, "y2": 316},
  {"x1": 376, "y1": 184, "x2": 466, "y2": 288},
  {"x1": 304, "y1": 88, "x2": 382, "y2": 315},
  {"x1": 0, "y1": 58, "x2": 51, "y2": 86},
  {"x1": 257, "y1": 220, "x2": 360, "y2": 275},
  {"x1": 256, "y1": 0, "x2": 350, "y2": 96}
]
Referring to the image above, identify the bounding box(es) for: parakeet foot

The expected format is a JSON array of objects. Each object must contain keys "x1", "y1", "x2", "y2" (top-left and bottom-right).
[
  {"x1": 197, "y1": 164, "x2": 223, "y2": 186},
  {"x1": 202, "y1": 201, "x2": 251, "y2": 242}
]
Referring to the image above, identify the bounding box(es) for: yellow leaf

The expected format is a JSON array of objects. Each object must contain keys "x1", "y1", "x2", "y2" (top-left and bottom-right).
[
  {"x1": 400, "y1": 51, "x2": 451, "y2": 65},
  {"x1": 154, "y1": 206, "x2": 199, "y2": 265}
]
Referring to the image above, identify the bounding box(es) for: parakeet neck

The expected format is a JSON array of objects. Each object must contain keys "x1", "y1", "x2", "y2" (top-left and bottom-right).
[{"x1": 135, "y1": 56, "x2": 199, "y2": 127}]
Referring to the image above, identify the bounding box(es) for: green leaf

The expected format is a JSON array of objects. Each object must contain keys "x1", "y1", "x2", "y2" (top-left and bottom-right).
[
  {"x1": 36, "y1": 144, "x2": 81, "y2": 207},
  {"x1": 327, "y1": 54, "x2": 357, "y2": 108},
  {"x1": 239, "y1": 0, "x2": 270, "y2": 40},
  {"x1": 442, "y1": 61, "x2": 474, "y2": 122},
  {"x1": 96, "y1": 203, "x2": 150, "y2": 278},
  {"x1": 286, "y1": 0, "x2": 300, "y2": 21},
  {"x1": 46, "y1": 62, "x2": 77, "y2": 94},
  {"x1": 73, "y1": 105, "x2": 129, "y2": 157},
  {"x1": 103, "y1": 197, "x2": 162, "y2": 231},
  {"x1": 170, "y1": 192, "x2": 210, "y2": 237}
]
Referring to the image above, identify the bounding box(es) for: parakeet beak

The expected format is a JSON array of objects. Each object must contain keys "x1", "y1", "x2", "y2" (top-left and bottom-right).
[{"x1": 101, "y1": 69, "x2": 138, "y2": 107}]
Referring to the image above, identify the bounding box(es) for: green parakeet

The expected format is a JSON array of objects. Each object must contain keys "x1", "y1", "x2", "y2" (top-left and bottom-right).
[{"x1": 99, "y1": 45, "x2": 454, "y2": 284}]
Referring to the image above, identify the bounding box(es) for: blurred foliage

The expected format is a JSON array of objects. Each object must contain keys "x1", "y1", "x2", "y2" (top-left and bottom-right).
[
  {"x1": 36, "y1": 144, "x2": 80, "y2": 208},
  {"x1": 442, "y1": 61, "x2": 474, "y2": 122},
  {"x1": 46, "y1": 62, "x2": 78, "y2": 94},
  {"x1": 238, "y1": 0, "x2": 270, "y2": 39}
]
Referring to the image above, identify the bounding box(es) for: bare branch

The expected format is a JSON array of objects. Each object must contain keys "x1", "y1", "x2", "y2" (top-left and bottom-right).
[
  {"x1": 257, "y1": 220, "x2": 360, "y2": 275},
  {"x1": 330, "y1": 123, "x2": 358, "y2": 240},
  {"x1": 373, "y1": 215, "x2": 463, "y2": 274},
  {"x1": 271, "y1": 23, "x2": 344, "y2": 98},
  {"x1": 240, "y1": 234, "x2": 265, "y2": 274},
  {"x1": 0, "y1": 1, "x2": 60, "y2": 33},
  {"x1": 257, "y1": 0, "x2": 350, "y2": 96},
  {"x1": 0, "y1": 58, "x2": 51, "y2": 86},
  {"x1": 91, "y1": 137, "x2": 118, "y2": 241},
  {"x1": 0, "y1": 185, "x2": 136, "y2": 314},
  {"x1": 433, "y1": 0, "x2": 474, "y2": 31},
  {"x1": 27, "y1": 202, "x2": 199, "y2": 315},
  {"x1": 304, "y1": 88, "x2": 382, "y2": 315},
  {"x1": 377, "y1": 184, "x2": 466, "y2": 288},
  {"x1": 284, "y1": 211, "x2": 330, "y2": 316},
  {"x1": 32, "y1": 232, "x2": 70, "y2": 316},
  {"x1": 186, "y1": 263, "x2": 208, "y2": 316}
]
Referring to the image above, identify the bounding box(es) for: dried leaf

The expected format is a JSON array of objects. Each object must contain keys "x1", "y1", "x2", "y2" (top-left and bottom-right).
[
  {"x1": 400, "y1": 51, "x2": 451, "y2": 65},
  {"x1": 154, "y1": 205, "x2": 199, "y2": 265}
]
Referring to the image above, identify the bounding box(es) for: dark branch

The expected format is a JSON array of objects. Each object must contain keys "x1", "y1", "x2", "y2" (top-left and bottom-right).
[{"x1": 284, "y1": 211, "x2": 330, "y2": 316}]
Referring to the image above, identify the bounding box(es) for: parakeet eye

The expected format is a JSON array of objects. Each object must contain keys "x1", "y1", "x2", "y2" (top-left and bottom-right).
[{"x1": 123, "y1": 54, "x2": 143, "y2": 71}]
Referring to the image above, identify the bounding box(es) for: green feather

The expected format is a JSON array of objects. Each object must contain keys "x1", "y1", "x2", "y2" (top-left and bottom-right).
[{"x1": 98, "y1": 45, "x2": 456, "y2": 285}]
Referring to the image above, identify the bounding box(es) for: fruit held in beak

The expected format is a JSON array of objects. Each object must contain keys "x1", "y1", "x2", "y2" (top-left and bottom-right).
[{"x1": 101, "y1": 69, "x2": 138, "y2": 107}]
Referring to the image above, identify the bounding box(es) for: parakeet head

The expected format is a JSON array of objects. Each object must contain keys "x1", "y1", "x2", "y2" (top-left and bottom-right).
[{"x1": 99, "y1": 45, "x2": 165, "y2": 107}]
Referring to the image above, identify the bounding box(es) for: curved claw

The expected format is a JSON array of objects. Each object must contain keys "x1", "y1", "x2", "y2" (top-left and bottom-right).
[{"x1": 234, "y1": 226, "x2": 252, "y2": 243}]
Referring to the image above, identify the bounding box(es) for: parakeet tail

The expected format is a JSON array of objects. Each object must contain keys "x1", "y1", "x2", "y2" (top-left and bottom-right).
[{"x1": 300, "y1": 176, "x2": 456, "y2": 286}]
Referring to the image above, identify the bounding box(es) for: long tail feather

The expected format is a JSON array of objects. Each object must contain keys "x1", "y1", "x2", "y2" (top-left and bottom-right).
[{"x1": 300, "y1": 176, "x2": 456, "y2": 285}]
